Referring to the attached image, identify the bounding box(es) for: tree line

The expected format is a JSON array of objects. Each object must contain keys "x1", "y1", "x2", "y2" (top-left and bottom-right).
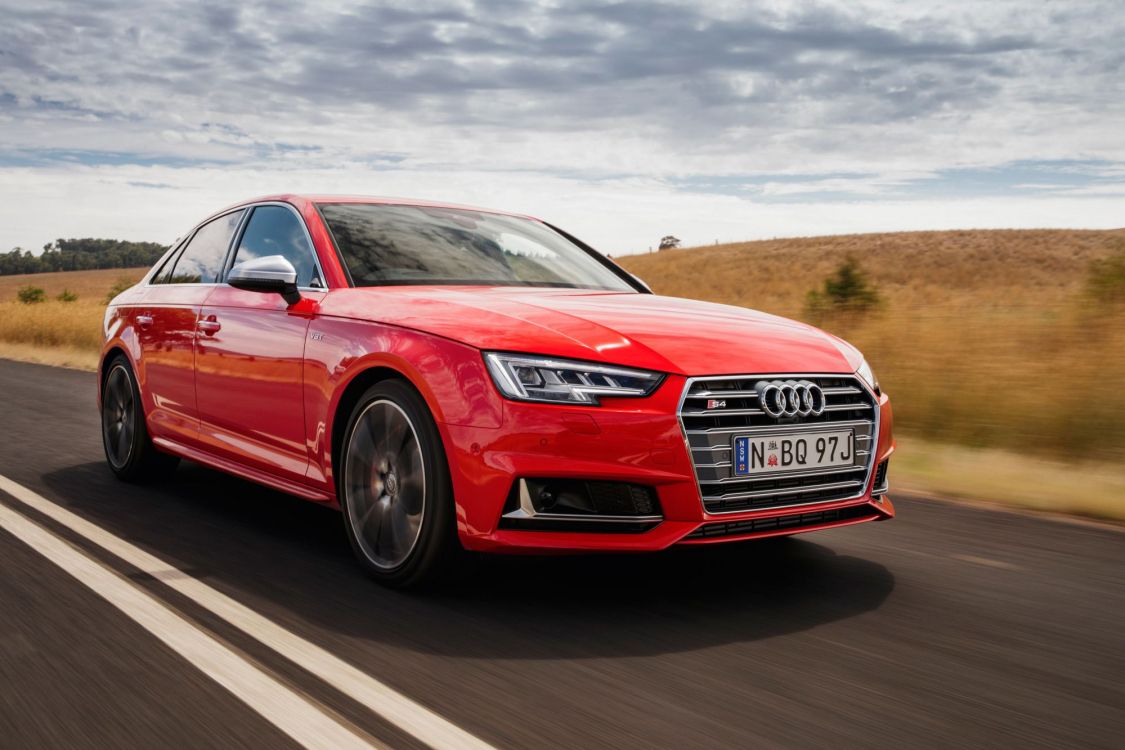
[{"x1": 0, "y1": 238, "x2": 166, "y2": 276}]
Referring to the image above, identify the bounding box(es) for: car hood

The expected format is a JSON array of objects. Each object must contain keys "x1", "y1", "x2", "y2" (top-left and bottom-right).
[{"x1": 319, "y1": 287, "x2": 861, "y2": 376}]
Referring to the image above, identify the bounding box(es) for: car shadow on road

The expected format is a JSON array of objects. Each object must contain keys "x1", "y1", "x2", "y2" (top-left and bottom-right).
[{"x1": 45, "y1": 461, "x2": 895, "y2": 660}]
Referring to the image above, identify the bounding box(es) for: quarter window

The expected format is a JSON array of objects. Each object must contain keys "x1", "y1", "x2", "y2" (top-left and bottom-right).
[
  {"x1": 164, "y1": 210, "x2": 245, "y2": 284},
  {"x1": 149, "y1": 240, "x2": 184, "y2": 285},
  {"x1": 229, "y1": 205, "x2": 322, "y2": 288}
]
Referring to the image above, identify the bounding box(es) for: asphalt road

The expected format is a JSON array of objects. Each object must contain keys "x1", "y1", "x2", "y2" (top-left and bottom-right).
[{"x1": 0, "y1": 358, "x2": 1122, "y2": 749}]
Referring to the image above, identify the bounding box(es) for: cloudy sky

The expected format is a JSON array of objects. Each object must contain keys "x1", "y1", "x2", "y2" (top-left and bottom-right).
[{"x1": 1, "y1": 0, "x2": 1122, "y2": 254}]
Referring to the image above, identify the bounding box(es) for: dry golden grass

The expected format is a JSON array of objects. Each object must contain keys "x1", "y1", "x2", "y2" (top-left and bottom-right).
[
  {"x1": 620, "y1": 229, "x2": 1122, "y2": 316},
  {"x1": 0, "y1": 267, "x2": 146, "y2": 301},
  {"x1": 892, "y1": 435, "x2": 1125, "y2": 523},
  {"x1": 0, "y1": 299, "x2": 106, "y2": 350},
  {"x1": 620, "y1": 229, "x2": 1125, "y2": 462},
  {"x1": 0, "y1": 341, "x2": 99, "y2": 370},
  {"x1": 0, "y1": 268, "x2": 147, "y2": 360}
]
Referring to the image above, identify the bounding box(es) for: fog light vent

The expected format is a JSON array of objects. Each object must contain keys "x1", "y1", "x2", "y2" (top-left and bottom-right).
[
  {"x1": 500, "y1": 478, "x2": 662, "y2": 533},
  {"x1": 584, "y1": 481, "x2": 658, "y2": 516},
  {"x1": 873, "y1": 460, "x2": 889, "y2": 495}
]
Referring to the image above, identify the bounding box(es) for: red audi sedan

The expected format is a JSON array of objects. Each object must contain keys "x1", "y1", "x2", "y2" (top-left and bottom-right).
[{"x1": 100, "y1": 194, "x2": 894, "y2": 586}]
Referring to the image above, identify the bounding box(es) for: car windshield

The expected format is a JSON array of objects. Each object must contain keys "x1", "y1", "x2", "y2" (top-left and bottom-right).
[{"x1": 318, "y1": 203, "x2": 636, "y2": 292}]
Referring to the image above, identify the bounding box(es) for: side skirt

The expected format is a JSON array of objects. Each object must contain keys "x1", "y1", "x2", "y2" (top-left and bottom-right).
[{"x1": 152, "y1": 437, "x2": 336, "y2": 504}]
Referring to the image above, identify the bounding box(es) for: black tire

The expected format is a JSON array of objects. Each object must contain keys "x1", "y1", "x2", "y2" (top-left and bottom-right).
[
  {"x1": 100, "y1": 355, "x2": 180, "y2": 481},
  {"x1": 338, "y1": 379, "x2": 464, "y2": 588}
]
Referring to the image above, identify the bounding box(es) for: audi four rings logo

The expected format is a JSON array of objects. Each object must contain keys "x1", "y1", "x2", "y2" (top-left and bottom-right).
[{"x1": 754, "y1": 379, "x2": 827, "y2": 418}]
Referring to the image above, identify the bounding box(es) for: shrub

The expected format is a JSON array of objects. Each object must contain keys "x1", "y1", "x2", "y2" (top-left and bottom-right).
[
  {"x1": 57, "y1": 288, "x2": 78, "y2": 302},
  {"x1": 104, "y1": 278, "x2": 134, "y2": 304},
  {"x1": 1086, "y1": 241, "x2": 1125, "y2": 306},
  {"x1": 804, "y1": 256, "x2": 880, "y2": 321},
  {"x1": 17, "y1": 285, "x2": 46, "y2": 304}
]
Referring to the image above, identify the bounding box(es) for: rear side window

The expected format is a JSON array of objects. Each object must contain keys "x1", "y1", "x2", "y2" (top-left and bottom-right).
[
  {"x1": 228, "y1": 205, "x2": 322, "y2": 288},
  {"x1": 149, "y1": 239, "x2": 184, "y2": 284},
  {"x1": 162, "y1": 210, "x2": 245, "y2": 284}
]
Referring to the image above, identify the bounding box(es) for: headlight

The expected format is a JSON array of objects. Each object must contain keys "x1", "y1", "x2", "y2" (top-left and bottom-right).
[
  {"x1": 856, "y1": 358, "x2": 880, "y2": 394},
  {"x1": 484, "y1": 352, "x2": 664, "y2": 405}
]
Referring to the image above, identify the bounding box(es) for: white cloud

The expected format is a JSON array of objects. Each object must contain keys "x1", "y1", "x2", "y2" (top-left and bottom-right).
[
  {"x1": 0, "y1": 163, "x2": 1120, "y2": 257},
  {"x1": 0, "y1": 0, "x2": 1122, "y2": 253}
]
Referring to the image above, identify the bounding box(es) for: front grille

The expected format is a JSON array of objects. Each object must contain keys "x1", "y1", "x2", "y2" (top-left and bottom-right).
[
  {"x1": 678, "y1": 374, "x2": 878, "y2": 514},
  {"x1": 683, "y1": 504, "x2": 877, "y2": 540}
]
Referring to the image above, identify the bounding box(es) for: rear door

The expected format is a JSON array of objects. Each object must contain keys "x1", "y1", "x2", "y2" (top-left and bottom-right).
[
  {"x1": 195, "y1": 203, "x2": 326, "y2": 484},
  {"x1": 136, "y1": 209, "x2": 245, "y2": 446}
]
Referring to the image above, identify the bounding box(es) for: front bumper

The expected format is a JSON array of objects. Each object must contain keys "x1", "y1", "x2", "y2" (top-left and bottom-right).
[{"x1": 441, "y1": 374, "x2": 895, "y2": 553}]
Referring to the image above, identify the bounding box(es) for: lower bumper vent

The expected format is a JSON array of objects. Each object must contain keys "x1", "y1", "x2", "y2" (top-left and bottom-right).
[
  {"x1": 682, "y1": 504, "x2": 876, "y2": 540},
  {"x1": 499, "y1": 478, "x2": 662, "y2": 533}
]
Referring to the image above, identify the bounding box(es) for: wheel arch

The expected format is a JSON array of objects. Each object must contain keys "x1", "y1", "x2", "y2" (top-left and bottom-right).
[
  {"x1": 98, "y1": 309, "x2": 143, "y2": 410},
  {"x1": 98, "y1": 345, "x2": 132, "y2": 405},
  {"x1": 307, "y1": 324, "x2": 501, "y2": 511},
  {"x1": 327, "y1": 365, "x2": 445, "y2": 500},
  {"x1": 331, "y1": 367, "x2": 397, "y2": 484}
]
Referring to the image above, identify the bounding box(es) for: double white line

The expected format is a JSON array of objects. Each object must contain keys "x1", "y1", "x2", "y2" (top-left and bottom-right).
[{"x1": 0, "y1": 474, "x2": 494, "y2": 750}]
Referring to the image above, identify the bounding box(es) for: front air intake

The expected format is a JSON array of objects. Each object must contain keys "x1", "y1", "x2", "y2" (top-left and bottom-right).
[
  {"x1": 683, "y1": 504, "x2": 878, "y2": 540},
  {"x1": 499, "y1": 478, "x2": 662, "y2": 533}
]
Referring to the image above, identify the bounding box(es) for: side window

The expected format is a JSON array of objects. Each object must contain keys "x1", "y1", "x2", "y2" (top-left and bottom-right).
[
  {"x1": 166, "y1": 210, "x2": 245, "y2": 284},
  {"x1": 150, "y1": 242, "x2": 183, "y2": 285},
  {"x1": 229, "y1": 205, "x2": 322, "y2": 288}
]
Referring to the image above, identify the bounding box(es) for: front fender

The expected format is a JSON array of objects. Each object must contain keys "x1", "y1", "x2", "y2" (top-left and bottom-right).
[{"x1": 302, "y1": 317, "x2": 504, "y2": 499}]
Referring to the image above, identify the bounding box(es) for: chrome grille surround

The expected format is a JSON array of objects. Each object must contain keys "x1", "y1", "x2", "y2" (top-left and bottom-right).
[{"x1": 678, "y1": 373, "x2": 880, "y2": 514}]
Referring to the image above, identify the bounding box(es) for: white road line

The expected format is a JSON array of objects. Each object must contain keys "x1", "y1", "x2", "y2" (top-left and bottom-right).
[
  {"x1": 0, "y1": 473, "x2": 496, "y2": 750},
  {"x1": 0, "y1": 501, "x2": 380, "y2": 750},
  {"x1": 950, "y1": 553, "x2": 1020, "y2": 571}
]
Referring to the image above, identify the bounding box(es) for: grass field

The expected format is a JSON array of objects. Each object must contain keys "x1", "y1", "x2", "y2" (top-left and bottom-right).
[
  {"x1": 1, "y1": 230, "x2": 1123, "y2": 521},
  {"x1": 0, "y1": 268, "x2": 146, "y2": 368}
]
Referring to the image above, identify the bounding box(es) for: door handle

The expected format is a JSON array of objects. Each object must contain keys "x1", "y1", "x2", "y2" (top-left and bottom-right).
[
  {"x1": 198, "y1": 318, "x2": 221, "y2": 335},
  {"x1": 136, "y1": 313, "x2": 154, "y2": 330}
]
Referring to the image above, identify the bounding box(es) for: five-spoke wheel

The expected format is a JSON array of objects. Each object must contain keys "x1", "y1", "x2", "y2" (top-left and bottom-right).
[
  {"x1": 100, "y1": 355, "x2": 178, "y2": 481},
  {"x1": 339, "y1": 380, "x2": 461, "y2": 587},
  {"x1": 344, "y1": 400, "x2": 427, "y2": 570},
  {"x1": 102, "y1": 363, "x2": 136, "y2": 471}
]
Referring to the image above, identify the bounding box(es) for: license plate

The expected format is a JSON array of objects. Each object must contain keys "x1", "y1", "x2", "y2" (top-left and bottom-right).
[{"x1": 733, "y1": 430, "x2": 855, "y2": 476}]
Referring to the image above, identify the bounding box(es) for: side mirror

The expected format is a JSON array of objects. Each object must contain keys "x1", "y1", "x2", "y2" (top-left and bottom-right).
[{"x1": 228, "y1": 255, "x2": 301, "y2": 305}]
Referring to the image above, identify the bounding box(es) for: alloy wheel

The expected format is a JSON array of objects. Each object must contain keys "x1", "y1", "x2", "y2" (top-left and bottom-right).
[
  {"x1": 343, "y1": 399, "x2": 427, "y2": 570},
  {"x1": 102, "y1": 364, "x2": 135, "y2": 470}
]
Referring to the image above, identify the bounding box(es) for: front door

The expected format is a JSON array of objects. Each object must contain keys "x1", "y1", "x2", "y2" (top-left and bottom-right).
[{"x1": 195, "y1": 204, "x2": 326, "y2": 485}]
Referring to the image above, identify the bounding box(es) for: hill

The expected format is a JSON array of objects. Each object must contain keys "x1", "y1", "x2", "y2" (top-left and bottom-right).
[
  {"x1": 617, "y1": 229, "x2": 1125, "y2": 318},
  {"x1": 0, "y1": 267, "x2": 148, "y2": 301}
]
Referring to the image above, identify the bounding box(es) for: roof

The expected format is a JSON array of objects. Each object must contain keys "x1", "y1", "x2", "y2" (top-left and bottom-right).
[{"x1": 214, "y1": 193, "x2": 538, "y2": 221}]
